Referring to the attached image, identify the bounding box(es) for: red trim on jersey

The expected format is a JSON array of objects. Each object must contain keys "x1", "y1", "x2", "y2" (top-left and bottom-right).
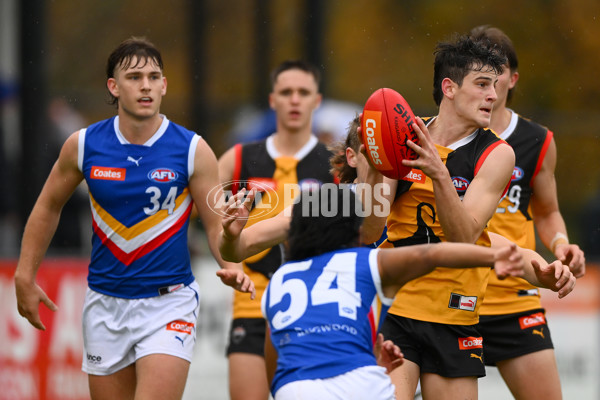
[
  {"x1": 474, "y1": 140, "x2": 511, "y2": 197},
  {"x1": 92, "y1": 203, "x2": 193, "y2": 266},
  {"x1": 530, "y1": 130, "x2": 553, "y2": 187},
  {"x1": 367, "y1": 307, "x2": 377, "y2": 345},
  {"x1": 231, "y1": 143, "x2": 243, "y2": 195}
]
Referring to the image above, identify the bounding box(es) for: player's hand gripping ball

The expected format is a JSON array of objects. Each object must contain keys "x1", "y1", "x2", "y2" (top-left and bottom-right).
[{"x1": 361, "y1": 88, "x2": 419, "y2": 179}]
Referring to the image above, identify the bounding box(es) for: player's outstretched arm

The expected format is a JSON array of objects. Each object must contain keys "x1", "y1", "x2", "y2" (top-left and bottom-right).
[
  {"x1": 530, "y1": 137, "x2": 586, "y2": 278},
  {"x1": 14, "y1": 131, "x2": 83, "y2": 330},
  {"x1": 219, "y1": 189, "x2": 291, "y2": 263},
  {"x1": 489, "y1": 232, "x2": 576, "y2": 298},
  {"x1": 377, "y1": 241, "x2": 524, "y2": 298}
]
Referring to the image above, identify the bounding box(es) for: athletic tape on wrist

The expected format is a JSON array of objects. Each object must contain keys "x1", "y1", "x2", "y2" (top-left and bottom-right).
[{"x1": 550, "y1": 232, "x2": 569, "y2": 253}]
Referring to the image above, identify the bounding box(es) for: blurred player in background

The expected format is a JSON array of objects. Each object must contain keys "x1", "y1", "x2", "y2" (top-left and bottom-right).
[
  {"x1": 470, "y1": 25, "x2": 585, "y2": 400},
  {"x1": 218, "y1": 59, "x2": 335, "y2": 400},
  {"x1": 14, "y1": 37, "x2": 253, "y2": 400}
]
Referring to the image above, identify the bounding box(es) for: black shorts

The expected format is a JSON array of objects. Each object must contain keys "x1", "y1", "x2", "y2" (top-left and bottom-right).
[
  {"x1": 477, "y1": 308, "x2": 554, "y2": 366},
  {"x1": 380, "y1": 314, "x2": 486, "y2": 378},
  {"x1": 226, "y1": 318, "x2": 267, "y2": 356}
]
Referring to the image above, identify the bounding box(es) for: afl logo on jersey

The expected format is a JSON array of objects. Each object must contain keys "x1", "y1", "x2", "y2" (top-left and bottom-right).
[
  {"x1": 298, "y1": 178, "x2": 322, "y2": 192},
  {"x1": 511, "y1": 167, "x2": 524, "y2": 182},
  {"x1": 452, "y1": 176, "x2": 470, "y2": 193},
  {"x1": 148, "y1": 168, "x2": 178, "y2": 183}
]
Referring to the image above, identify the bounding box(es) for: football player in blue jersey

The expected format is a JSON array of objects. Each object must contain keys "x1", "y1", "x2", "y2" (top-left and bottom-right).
[{"x1": 14, "y1": 37, "x2": 254, "y2": 400}]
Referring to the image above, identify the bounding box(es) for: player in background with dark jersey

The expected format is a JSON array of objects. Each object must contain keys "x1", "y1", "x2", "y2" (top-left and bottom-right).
[
  {"x1": 359, "y1": 35, "x2": 515, "y2": 400},
  {"x1": 218, "y1": 60, "x2": 335, "y2": 400},
  {"x1": 470, "y1": 25, "x2": 585, "y2": 400},
  {"x1": 13, "y1": 37, "x2": 254, "y2": 400}
]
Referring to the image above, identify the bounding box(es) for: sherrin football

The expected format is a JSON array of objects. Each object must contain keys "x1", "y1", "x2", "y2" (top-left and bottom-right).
[{"x1": 361, "y1": 88, "x2": 419, "y2": 180}]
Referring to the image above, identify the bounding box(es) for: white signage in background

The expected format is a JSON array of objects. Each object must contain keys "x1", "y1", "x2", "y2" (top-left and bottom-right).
[
  {"x1": 0, "y1": 261, "x2": 89, "y2": 400},
  {"x1": 0, "y1": 274, "x2": 41, "y2": 400}
]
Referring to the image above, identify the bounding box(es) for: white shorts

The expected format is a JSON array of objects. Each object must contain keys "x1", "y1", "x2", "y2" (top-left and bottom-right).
[
  {"x1": 274, "y1": 365, "x2": 395, "y2": 400},
  {"x1": 81, "y1": 281, "x2": 200, "y2": 375}
]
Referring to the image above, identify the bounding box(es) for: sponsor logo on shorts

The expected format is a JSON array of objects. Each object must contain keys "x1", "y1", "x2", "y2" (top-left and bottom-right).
[
  {"x1": 166, "y1": 320, "x2": 194, "y2": 334},
  {"x1": 532, "y1": 328, "x2": 546, "y2": 339},
  {"x1": 448, "y1": 293, "x2": 477, "y2": 312},
  {"x1": 91, "y1": 166, "x2": 126, "y2": 181},
  {"x1": 470, "y1": 353, "x2": 484, "y2": 363},
  {"x1": 148, "y1": 168, "x2": 178, "y2": 183},
  {"x1": 458, "y1": 337, "x2": 483, "y2": 350},
  {"x1": 401, "y1": 168, "x2": 426, "y2": 184},
  {"x1": 518, "y1": 312, "x2": 546, "y2": 329},
  {"x1": 86, "y1": 353, "x2": 102, "y2": 364}
]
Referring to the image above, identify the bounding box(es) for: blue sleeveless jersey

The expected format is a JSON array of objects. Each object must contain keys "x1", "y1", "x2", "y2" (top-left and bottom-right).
[
  {"x1": 78, "y1": 116, "x2": 198, "y2": 298},
  {"x1": 262, "y1": 247, "x2": 394, "y2": 394}
]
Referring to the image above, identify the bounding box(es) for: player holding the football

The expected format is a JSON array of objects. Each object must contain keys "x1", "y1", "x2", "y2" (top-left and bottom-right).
[
  {"x1": 470, "y1": 25, "x2": 585, "y2": 400},
  {"x1": 359, "y1": 34, "x2": 517, "y2": 400}
]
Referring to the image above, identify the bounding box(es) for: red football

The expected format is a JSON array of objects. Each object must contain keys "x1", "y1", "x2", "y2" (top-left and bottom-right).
[{"x1": 361, "y1": 88, "x2": 419, "y2": 180}]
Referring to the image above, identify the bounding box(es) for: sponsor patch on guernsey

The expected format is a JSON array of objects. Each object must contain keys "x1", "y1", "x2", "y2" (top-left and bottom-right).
[
  {"x1": 148, "y1": 168, "x2": 178, "y2": 183},
  {"x1": 518, "y1": 312, "x2": 546, "y2": 330},
  {"x1": 91, "y1": 166, "x2": 126, "y2": 181},
  {"x1": 401, "y1": 168, "x2": 426, "y2": 183},
  {"x1": 448, "y1": 293, "x2": 477, "y2": 312}
]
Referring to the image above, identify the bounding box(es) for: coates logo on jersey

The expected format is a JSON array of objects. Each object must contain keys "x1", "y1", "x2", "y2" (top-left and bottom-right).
[
  {"x1": 91, "y1": 166, "x2": 126, "y2": 181},
  {"x1": 166, "y1": 320, "x2": 194, "y2": 334},
  {"x1": 518, "y1": 312, "x2": 546, "y2": 330},
  {"x1": 458, "y1": 336, "x2": 483, "y2": 350},
  {"x1": 452, "y1": 176, "x2": 470, "y2": 193},
  {"x1": 402, "y1": 168, "x2": 426, "y2": 184},
  {"x1": 148, "y1": 168, "x2": 178, "y2": 183},
  {"x1": 511, "y1": 166, "x2": 524, "y2": 182}
]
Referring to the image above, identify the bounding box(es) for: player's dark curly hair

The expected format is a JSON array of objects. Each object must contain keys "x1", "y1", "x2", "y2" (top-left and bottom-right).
[
  {"x1": 432, "y1": 34, "x2": 507, "y2": 106},
  {"x1": 328, "y1": 116, "x2": 360, "y2": 183},
  {"x1": 287, "y1": 185, "x2": 362, "y2": 261},
  {"x1": 106, "y1": 36, "x2": 164, "y2": 107},
  {"x1": 469, "y1": 25, "x2": 519, "y2": 105}
]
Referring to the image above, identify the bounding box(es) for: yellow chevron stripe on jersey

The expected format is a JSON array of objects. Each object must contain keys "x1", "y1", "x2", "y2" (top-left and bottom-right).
[{"x1": 89, "y1": 188, "x2": 192, "y2": 253}]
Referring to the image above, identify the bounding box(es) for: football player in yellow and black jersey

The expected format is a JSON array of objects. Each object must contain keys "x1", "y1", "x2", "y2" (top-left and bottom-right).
[
  {"x1": 360, "y1": 35, "x2": 517, "y2": 400},
  {"x1": 471, "y1": 25, "x2": 585, "y2": 400},
  {"x1": 218, "y1": 60, "x2": 335, "y2": 400}
]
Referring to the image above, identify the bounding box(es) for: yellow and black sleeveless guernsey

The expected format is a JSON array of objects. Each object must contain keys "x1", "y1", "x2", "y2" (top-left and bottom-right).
[
  {"x1": 230, "y1": 135, "x2": 335, "y2": 319},
  {"x1": 480, "y1": 110, "x2": 553, "y2": 316},
  {"x1": 385, "y1": 117, "x2": 507, "y2": 325}
]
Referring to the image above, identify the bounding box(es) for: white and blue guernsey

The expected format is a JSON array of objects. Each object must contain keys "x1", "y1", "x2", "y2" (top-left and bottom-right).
[
  {"x1": 262, "y1": 247, "x2": 394, "y2": 395},
  {"x1": 78, "y1": 115, "x2": 199, "y2": 298}
]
